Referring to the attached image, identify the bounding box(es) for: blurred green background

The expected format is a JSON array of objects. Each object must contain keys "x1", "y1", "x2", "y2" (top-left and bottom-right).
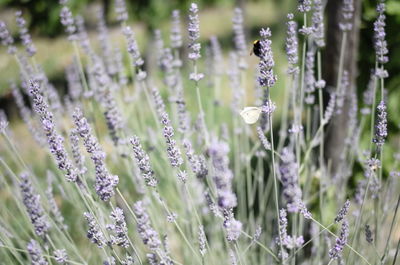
[{"x1": 0, "y1": 0, "x2": 399, "y2": 119}]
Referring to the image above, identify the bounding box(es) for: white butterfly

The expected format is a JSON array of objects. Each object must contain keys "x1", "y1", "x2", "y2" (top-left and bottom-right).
[{"x1": 240, "y1": 107, "x2": 262, "y2": 124}]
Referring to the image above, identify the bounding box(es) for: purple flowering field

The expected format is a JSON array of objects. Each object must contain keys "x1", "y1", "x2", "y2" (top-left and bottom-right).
[{"x1": 0, "y1": 0, "x2": 399, "y2": 264}]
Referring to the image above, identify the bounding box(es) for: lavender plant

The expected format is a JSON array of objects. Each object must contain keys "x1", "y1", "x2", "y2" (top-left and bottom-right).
[{"x1": 0, "y1": 1, "x2": 398, "y2": 265}]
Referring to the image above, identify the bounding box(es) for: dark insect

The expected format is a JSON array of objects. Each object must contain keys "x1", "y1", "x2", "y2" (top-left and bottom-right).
[{"x1": 250, "y1": 39, "x2": 262, "y2": 58}]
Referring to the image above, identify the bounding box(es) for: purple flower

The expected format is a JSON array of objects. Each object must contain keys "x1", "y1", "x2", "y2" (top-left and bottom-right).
[
  {"x1": 304, "y1": 49, "x2": 316, "y2": 105},
  {"x1": 27, "y1": 239, "x2": 48, "y2": 265},
  {"x1": 84, "y1": 212, "x2": 106, "y2": 247},
  {"x1": 60, "y1": 6, "x2": 77, "y2": 41},
  {"x1": 107, "y1": 207, "x2": 129, "y2": 248},
  {"x1": 339, "y1": 0, "x2": 354, "y2": 31},
  {"x1": 123, "y1": 26, "x2": 145, "y2": 75},
  {"x1": 188, "y1": 3, "x2": 200, "y2": 46},
  {"x1": 336, "y1": 70, "x2": 349, "y2": 114},
  {"x1": 373, "y1": 100, "x2": 387, "y2": 148},
  {"x1": 298, "y1": 0, "x2": 311, "y2": 13},
  {"x1": 312, "y1": 0, "x2": 325, "y2": 47},
  {"x1": 170, "y1": 10, "x2": 183, "y2": 49},
  {"x1": 329, "y1": 219, "x2": 349, "y2": 259},
  {"x1": 232, "y1": 7, "x2": 247, "y2": 69},
  {"x1": 73, "y1": 108, "x2": 119, "y2": 201},
  {"x1": 279, "y1": 148, "x2": 302, "y2": 212},
  {"x1": 121, "y1": 255, "x2": 134, "y2": 265},
  {"x1": 133, "y1": 200, "x2": 162, "y2": 251},
  {"x1": 183, "y1": 139, "x2": 208, "y2": 179},
  {"x1": 150, "y1": 86, "x2": 166, "y2": 119},
  {"x1": 198, "y1": 225, "x2": 207, "y2": 256},
  {"x1": 257, "y1": 28, "x2": 277, "y2": 88},
  {"x1": 225, "y1": 218, "x2": 242, "y2": 242},
  {"x1": 69, "y1": 128, "x2": 87, "y2": 175},
  {"x1": 297, "y1": 200, "x2": 312, "y2": 219},
  {"x1": 208, "y1": 138, "x2": 237, "y2": 209},
  {"x1": 176, "y1": 90, "x2": 191, "y2": 134},
  {"x1": 15, "y1": 11, "x2": 36, "y2": 56},
  {"x1": 188, "y1": 3, "x2": 202, "y2": 61},
  {"x1": 365, "y1": 224, "x2": 373, "y2": 243},
  {"x1": 0, "y1": 21, "x2": 16, "y2": 54},
  {"x1": 334, "y1": 199, "x2": 350, "y2": 223},
  {"x1": 285, "y1": 14, "x2": 299, "y2": 74},
  {"x1": 374, "y1": 2, "x2": 388, "y2": 64},
  {"x1": 130, "y1": 135, "x2": 158, "y2": 187},
  {"x1": 323, "y1": 92, "x2": 336, "y2": 123},
  {"x1": 0, "y1": 109, "x2": 8, "y2": 133},
  {"x1": 30, "y1": 79, "x2": 78, "y2": 183},
  {"x1": 257, "y1": 126, "x2": 271, "y2": 150},
  {"x1": 20, "y1": 173, "x2": 51, "y2": 239},
  {"x1": 161, "y1": 112, "x2": 183, "y2": 168},
  {"x1": 115, "y1": 0, "x2": 128, "y2": 23},
  {"x1": 53, "y1": 249, "x2": 68, "y2": 264}
]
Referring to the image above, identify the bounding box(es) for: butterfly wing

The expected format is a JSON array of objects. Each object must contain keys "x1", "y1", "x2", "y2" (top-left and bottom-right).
[{"x1": 240, "y1": 107, "x2": 262, "y2": 124}]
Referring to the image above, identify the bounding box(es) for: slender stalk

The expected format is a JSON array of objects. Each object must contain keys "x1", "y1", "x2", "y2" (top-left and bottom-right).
[
  {"x1": 381, "y1": 193, "x2": 400, "y2": 263},
  {"x1": 268, "y1": 90, "x2": 284, "y2": 263}
]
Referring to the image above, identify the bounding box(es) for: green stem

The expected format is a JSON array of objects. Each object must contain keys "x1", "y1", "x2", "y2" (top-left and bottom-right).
[{"x1": 268, "y1": 90, "x2": 284, "y2": 263}]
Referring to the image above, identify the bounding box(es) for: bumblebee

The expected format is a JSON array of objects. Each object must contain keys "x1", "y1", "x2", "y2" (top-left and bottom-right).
[{"x1": 250, "y1": 39, "x2": 262, "y2": 58}]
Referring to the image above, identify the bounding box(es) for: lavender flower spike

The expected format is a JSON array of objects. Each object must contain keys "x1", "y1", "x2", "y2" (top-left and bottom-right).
[
  {"x1": 365, "y1": 224, "x2": 373, "y2": 243},
  {"x1": 16, "y1": 11, "x2": 36, "y2": 56},
  {"x1": 277, "y1": 209, "x2": 289, "y2": 260},
  {"x1": 329, "y1": 219, "x2": 349, "y2": 260},
  {"x1": 132, "y1": 200, "x2": 162, "y2": 251},
  {"x1": 339, "y1": 0, "x2": 354, "y2": 32},
  {"x1": 312, "y1": 0, "x2": 325, "y2": 48},
  {"x1": 123, "y1": 26, "x2": 146, "y2": 80},
  {"x1": 257, "y1": 126, "x2": 271, "y2": 150},
  {"x1": 84, "y1": 212, "x2": 106, "y2": 247},
  {"x1": 29, "y1": 79, "x2": 78, "y2": 183},
  {"x1": 188, "y1": 3, "x2": 200, "y2": 60},
  {"x1": 232, "y1": 7, "x2": 247, "y2": 69},
  {"x1": 130, "y1": 135, "x2": 158, "y2": 187},
  {"x1": 73, "y1": 108, "x2": 119, "y2": 201},
  {"x1": 60, "y1": 5, "x2": 77, "y2": 41},
  {"x1": 373, "y1": 100, "x2": 387, "y2": 148},
  {"x1": 198, "y1": 225, "x2": 207, "y2": 256},
  {"x1": 0, "y1": 21, "x2": 16, "y2": 54},
  {"x1": 20, "y1": 172, "x2": 51, "y2": 239},
  {"x1": 107, "y1": 207, "x2": 129, "y2": 248},
  {"x1": 188, "y1": 3, "x2": 204, "y2": 82},
  {"x1": 285, "y1": 13, "x2": 299, "y2": 74},
  {"x1": 161, "y1": 112, "x2": 183, "y2": 168},
  {"x1": 257, "y1": 28, "x2": 277, "y2": 88},
  {"x1": 27, "y1": 239, "x2": 48, "y2": 265},
  {"x1": 53, "y1": 249, "x2": 69, "y2": 264},
  {"x1": 115, "y1": 0, "x2": 128, "y2": 23},
  {"x1": 334, "y1": 199, "x2": 350, "y2": 223},
  {"x1": 279, "y1": 147, "x2": 302, "y2": 212},
  {"x1": 298, "y1": 0, "x2": 311, "y2": 13},
  {"x1": 170, "y1": 10, "x2": 183, "y2": 49},
  {"x1": 374, "y1": 2, "x2": 388, "y2": 64}
]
